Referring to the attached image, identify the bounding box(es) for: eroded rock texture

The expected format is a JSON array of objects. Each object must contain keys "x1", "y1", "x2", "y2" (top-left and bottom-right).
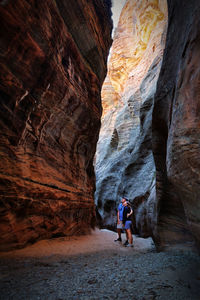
[
  {"x1": 152, "y1": 0, "x2": 200, "y2": 251},
  {"x1": 0, "y1": 0, "x2": 112, "y2": 251},
  {"x1": 96, "y1": 0, "x2": 200, "y2": 253},
  {"x1": 95, "y1": 0, "x2": 168, "y2": 232}
]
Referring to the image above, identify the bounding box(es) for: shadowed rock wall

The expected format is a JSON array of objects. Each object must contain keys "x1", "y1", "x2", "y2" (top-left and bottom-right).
[
  {"x1": 0, "y1": 0, "x2": 112, "y2": 251},
  {"x1": 152, "y1": 0, "x2": 200, "y2": 251}
]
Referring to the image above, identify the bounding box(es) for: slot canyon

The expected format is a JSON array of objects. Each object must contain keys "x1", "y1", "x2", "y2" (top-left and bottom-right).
[{"x1": 0, "y1": 0, "x2": 200, "y2": 299}]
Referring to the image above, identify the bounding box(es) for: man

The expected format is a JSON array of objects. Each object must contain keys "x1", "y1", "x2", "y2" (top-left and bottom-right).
[{"x1": 114, "y1": 197, "x2": 126, "y2": 242}]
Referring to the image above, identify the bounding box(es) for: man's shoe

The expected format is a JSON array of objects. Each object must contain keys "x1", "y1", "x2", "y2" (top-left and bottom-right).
[
  {"x1": 125, "y1": 243, "x2": 133, "y2": 247},
  {"x1": 123, "y1": 240, "x2": 129, "y2": 246},
  {"x1": 114, "y1": 237, "x2": 122, "y2": 242}
]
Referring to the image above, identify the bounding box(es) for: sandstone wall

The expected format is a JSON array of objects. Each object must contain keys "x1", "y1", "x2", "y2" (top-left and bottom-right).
[
  {"x1": 0, "y1": 0, "x2": 112, "y2": 251},
  {"x1": 96, "y1": 0, "x2": 200, "y2": 253},
  {"x1": 152, "y1": 0, "x2": 200, "y2": 251},
  {"x1": 95, "y1": 0, "x2": 168, "y2": 232}
]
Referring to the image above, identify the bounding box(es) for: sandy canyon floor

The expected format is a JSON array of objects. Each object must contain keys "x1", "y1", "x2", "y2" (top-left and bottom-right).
[{"x1": 0, "y1": 229, "x2": 200, "y2": 299}]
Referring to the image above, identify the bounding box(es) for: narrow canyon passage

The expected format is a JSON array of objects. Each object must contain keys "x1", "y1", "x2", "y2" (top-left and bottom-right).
[
  {"x1": 95, "y1": 0, "x2": 200, "y2": 254},
  {"x1": 0, "y1": 0, "x2": 200, "y2": 299},
  {"x1": 95, "y1": 0, "x2": 168, "y2": 237}
]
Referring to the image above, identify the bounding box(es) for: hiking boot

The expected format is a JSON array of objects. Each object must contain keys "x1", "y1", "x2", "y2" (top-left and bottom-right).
[
  {"x1": 125, "y1": 243, "x2": 133, "y2": 247},
  {"x1": 114, "y1": 237, "x2": 122, "y2": 242},
  {"x1": 123, "y1": 240, "x2": 129, "y2": 246}
]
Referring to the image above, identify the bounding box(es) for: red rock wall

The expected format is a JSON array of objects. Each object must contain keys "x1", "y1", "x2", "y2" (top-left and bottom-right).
[
  {"x1": 0, "y1": 0, "x2": 112, "y2": 251},
  {"x1": 152, "y1": 0, "x2": 200, "y2": 252}
]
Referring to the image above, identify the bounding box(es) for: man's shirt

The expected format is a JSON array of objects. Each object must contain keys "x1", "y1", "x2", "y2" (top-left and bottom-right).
[{"x1": 118, "y1": 203, "x2": 124, "y2": 221}]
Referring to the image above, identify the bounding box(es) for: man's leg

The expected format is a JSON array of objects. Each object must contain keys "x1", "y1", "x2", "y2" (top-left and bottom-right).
[
  {"x1": 117, "y1": 228, "x2": 121, "y2": 239},
  {"x1": 114, "y1": 223, "x2": 122, "y2": 241}
]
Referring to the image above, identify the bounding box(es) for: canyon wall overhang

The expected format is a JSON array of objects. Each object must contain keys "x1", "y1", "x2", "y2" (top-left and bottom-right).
[{"x1": 0, "y1": 0, "x2": 112, "y2": 251}]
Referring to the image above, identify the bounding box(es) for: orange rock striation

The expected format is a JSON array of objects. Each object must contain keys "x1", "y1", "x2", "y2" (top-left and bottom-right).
[
  {"x1": 102, "y1": 0, "x2": 166, "y2": 116},
  {"x1": 0, "y1": 0, "x2": 112, "y2": 251}
]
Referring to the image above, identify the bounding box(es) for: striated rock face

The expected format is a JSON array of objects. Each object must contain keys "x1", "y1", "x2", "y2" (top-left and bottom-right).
[
  {"x1": 152, "y1": 0, "x2": 200, "y2": 251},
  {"x1": 96, "y1": 0, "x2": 200, "y2": 253},
  {"x1": 95, "y1": 0, "x2": 168, "y2": 231},
  {"x1": 0, "y1": 0, "x2": 112, "y2": 251}
]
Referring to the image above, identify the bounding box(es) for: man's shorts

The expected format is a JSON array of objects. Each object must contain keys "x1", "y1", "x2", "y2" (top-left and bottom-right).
[
  {"x1": 124, "y1": 220, "x2": 132, "y2": 230},
  {"x1": 117, "y1": 220, "x2": 124, "y2": 229}
]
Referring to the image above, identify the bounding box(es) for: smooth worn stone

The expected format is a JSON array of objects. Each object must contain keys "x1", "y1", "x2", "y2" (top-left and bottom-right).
[
  {"x1": 152, "y1": 0, "x2": 200, "y2": 252},
  {"x1": 95, "y1": 0, "x2": 200, "y2": 254},
  {"x1": 95, "y1": 0, "x2": 168, "y2": 235},
  {"x1": 0, "y1": 0, "x2": 112, "y2": 251}
]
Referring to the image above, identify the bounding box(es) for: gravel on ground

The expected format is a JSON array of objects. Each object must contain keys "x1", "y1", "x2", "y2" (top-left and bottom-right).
[{"x1": 0, "y1": 229, "x2": 200, "y2": 300}]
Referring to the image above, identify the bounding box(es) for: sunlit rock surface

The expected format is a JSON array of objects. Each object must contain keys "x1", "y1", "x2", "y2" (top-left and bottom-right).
[
  {"x1": 95, "y1": 0, "x2": 167, "y2": 232},
  {"x1": 0, "y1": 0, "x2": 112, "y2": 251},
  {"x1": 152, "y1": 0, "x2": 200, "y2": 252},
  {"x1": 96, "y1": 0, "x2": 200, "y2": 253}
]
